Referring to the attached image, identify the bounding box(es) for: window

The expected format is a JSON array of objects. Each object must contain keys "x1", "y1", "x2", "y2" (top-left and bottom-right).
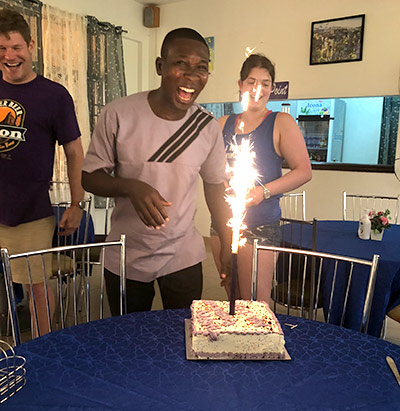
[{"x1": 201, "y1": 95, "x2": 400, "y2": 172}]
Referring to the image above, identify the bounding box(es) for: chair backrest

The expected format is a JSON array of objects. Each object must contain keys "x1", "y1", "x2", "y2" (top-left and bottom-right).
[
  {"x1": 281, "y1": 191, "x2": 306, "y2": 220},
  {"x1": 251, "y1": 240, "x2": 379, "y2": 334},
  {"x1": 277, "y1": 218, "x2": 318, "y2": 317},
  {"x1": 52, "y1": 197, "x2": 94, "y2": 247},
  {"x1": 343, "y1": 191, "x2": 400, "y2": 223},
  {"x1": 93, "y1": 196, "x2": 114, "y2": 241},
  {"x1": 50, "y1": 180, "x2": 95, "y2": 245},
  {"x1": 1, "y1": 235, "x2": 126, "y2": 346}
]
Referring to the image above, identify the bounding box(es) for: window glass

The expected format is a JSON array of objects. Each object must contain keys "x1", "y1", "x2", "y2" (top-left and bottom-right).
[{"x1": 201, "y1": 96, "x2": 400, "y2": 168}]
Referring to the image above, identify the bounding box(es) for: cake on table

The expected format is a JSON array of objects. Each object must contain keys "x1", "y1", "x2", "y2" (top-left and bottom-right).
[{"x1": 190, "y1": 299, "x2": 286, "y2": 359}]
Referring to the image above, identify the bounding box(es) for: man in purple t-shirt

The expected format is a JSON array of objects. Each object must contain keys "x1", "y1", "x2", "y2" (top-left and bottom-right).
[{"x1": 0, "y1": 9, "x2": 84, "y2": 336}]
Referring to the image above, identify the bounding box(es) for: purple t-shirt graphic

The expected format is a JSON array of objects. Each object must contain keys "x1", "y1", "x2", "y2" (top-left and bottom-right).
[{"x1": 0, "y1": 74, "x2": 81, "y2": 226}]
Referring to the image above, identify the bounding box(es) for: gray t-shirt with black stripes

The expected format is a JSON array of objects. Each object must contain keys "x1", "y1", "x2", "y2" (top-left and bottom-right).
[{"x1": 83, "y1": 91, "x2": 226, "y2": 281}]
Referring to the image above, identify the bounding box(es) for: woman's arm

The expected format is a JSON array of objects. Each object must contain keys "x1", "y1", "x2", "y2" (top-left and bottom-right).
[{"x1": 247, "y1": 112, "x2": 312, "y2": 206}]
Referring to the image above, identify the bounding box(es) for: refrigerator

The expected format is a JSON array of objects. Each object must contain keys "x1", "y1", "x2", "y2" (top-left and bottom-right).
[{"x1": 296, "y1": 99, "x2": 346, "y2": 163}]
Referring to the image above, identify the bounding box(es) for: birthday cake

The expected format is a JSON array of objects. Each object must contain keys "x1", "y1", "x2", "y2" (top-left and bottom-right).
[{"x1": 190, "y1": 299, "x2": 285, "y2": 359}]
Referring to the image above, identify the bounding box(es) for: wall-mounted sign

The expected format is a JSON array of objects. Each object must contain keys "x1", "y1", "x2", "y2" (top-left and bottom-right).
[
  {"x1": 204, "y1": 36, "x2": 215, "y2": 72},
  {"x1": 270, "y1": 81, "x2": 289, "y2": 100}
]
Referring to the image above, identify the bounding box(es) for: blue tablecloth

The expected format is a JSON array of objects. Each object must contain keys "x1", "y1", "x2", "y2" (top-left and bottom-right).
[
  {"x1": 3, "y1": 309, "x2": 400, "y2": 410},
  {"x1": 283, "y1": 220, "x2": 400, "y2": 337}
]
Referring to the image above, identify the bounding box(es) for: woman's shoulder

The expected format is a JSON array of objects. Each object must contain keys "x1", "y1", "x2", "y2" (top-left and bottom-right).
[{"x1": 218, "y1": 114, "x2": 232, "y2": 129}]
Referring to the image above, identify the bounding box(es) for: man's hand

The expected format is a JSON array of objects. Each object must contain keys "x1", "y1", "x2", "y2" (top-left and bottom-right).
[
  {"x1": 128, "y1": 180, "x2": 172, "y2": 229},
  {"x1": 58, "y1": 206, "x2": 83, "y2": 236}
]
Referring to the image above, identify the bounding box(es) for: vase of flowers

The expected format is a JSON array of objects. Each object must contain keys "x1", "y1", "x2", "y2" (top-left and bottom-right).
[{"x1": 368, "y1": 209, "x2": 391, "y2": 241}]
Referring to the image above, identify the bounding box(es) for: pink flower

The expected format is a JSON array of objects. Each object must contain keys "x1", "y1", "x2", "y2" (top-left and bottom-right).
[{"x1": 380, "y1": 216, "x2": 389, "y2": 225}]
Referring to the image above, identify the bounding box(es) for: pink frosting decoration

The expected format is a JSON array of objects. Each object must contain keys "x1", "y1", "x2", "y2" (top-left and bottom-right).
[{"x1": 191, "y1": 300, "x2": 283, "y2": 338}]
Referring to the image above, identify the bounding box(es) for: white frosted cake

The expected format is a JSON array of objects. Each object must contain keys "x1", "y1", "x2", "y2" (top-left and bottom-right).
[{"x1": 190, "y1": 299, "x2": 285, "y2": 359}]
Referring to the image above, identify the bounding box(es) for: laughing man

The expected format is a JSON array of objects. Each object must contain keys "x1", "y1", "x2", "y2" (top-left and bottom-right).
[{"x1": 82, "y1": 27, "x2": 231, "y2": 314}]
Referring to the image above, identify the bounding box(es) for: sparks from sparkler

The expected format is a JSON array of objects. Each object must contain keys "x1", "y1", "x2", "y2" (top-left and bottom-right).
[
  {"x1": 225, "y1": 137, "x2": 258, "y2": 254},
  {"x1": 226, "y1": 88, "x2": 261, "y2": 253},
  {"x1": 254, "y1": 84, "x2": 261, "y2": 102},
  {"x1": 241, "y1": 91, "x2": 249, "y2": 112},
  {"x1": 227, "y1": 80, "x2": 260, "y2": 314},
  {"x1": 245, "y1": 46, "x2": 256, "y2": 57}
]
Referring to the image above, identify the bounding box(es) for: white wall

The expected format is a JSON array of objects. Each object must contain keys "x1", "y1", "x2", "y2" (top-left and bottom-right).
[
  {"x1": 41, "y1": 0, "x2": 400, "y2": 234},
  {"x1": 153, "y1": 0, "x2": 400, "y2": 232}
]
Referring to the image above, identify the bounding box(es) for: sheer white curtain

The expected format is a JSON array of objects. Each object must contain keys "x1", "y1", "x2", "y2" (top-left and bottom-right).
[{"x1": 42, "y1": 4, "x2": 90, "y2": 182}]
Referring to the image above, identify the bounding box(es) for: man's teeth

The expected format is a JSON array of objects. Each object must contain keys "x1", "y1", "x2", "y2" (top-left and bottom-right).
[
  {"x1": 179, "y1": 86, "x2": 195, "y2": 93},
  {"x1": 5, "y1": 63, "x2": 20, "y2": 67}
]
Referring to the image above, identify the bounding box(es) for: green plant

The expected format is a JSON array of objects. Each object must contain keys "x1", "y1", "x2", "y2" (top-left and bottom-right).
[{"x1": 368, "y1": 209, "x2": 391, "y2": 233}]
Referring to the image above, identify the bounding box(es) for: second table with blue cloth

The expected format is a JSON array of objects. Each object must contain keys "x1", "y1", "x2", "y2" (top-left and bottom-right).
[{"x1": 281, "y1": 220, "x2": 400, "y2": 336}]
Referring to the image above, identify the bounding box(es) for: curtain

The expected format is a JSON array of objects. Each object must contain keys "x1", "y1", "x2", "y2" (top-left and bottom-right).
[
  {"x1": 0, "y1": 0, "x2": 43, "y2": 74},
  {"x1": 378, "y1": 96, "x2": 400, "y2": 165},
  {"x1": 86, "y1": 15, "x2": 126, "y2": 134},
  {"x1": 42, "y1": 4, "x2": 90, "y2": 182}
]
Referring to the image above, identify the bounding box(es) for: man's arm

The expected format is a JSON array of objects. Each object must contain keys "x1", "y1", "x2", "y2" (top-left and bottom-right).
[
  {"x1": 58, "y1": 138, "x2": 85, "y2": 236},
  {"x1": 203, "y1": 181, "x2": 232, "y2": 279},
  {"x1": 82, "y1": 169, "x2": 172, "y2": 229}
]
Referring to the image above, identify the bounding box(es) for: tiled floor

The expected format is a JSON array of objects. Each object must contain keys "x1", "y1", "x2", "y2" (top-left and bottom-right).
[{"x1": 4, "y1": 238, "x2": 400, "y2": 346}]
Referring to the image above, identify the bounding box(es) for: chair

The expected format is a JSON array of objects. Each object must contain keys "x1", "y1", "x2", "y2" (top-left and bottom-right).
[
  {"x1": 0, "y1": 196, "x2": 94, "y2": 339},
  {"x1": 1, "y1": 235, "x2": 126, "y2": 346},
  {"x1": 343, "y1": 192, "x2": 400, "y2": 223},
  {"x1": 92, "y1": 196, "x2": 114, "y2": 250},
  {"x1": 52, "y1": 197, "x2": 94, "y2": 247},
  {"x1": 251, "y1": 240, "x2": 379, "y2": 334},
  {"x1": 281, "y1": 191, "x2": 306, "y2": 220},
  {"x1": 277, "y1": 217, "x2": 319, "y2": 318}
]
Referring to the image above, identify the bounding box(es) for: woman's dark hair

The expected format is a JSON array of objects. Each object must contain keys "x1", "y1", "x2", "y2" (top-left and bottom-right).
[
  {"x1": 0, "y1": 9, "x2": 31, "y2": 45},
  {"x1": 240, "y1": 54, "x2": 275, "y2": 84}
]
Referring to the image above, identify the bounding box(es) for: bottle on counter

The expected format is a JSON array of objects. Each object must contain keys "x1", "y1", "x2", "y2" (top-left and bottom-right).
[{"x1": 358, "y1": 210, "x2": 371, "y2": 240}]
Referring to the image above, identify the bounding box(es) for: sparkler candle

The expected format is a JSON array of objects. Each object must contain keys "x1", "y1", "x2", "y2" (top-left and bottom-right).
[{"x1": 226, "y1": 137, "x2": 258, "y2": 315}]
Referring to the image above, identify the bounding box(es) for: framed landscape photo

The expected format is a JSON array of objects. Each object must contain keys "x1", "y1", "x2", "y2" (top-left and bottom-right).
[{"x1": 310, "y1": 14, "x2": 365, "y2": 65}]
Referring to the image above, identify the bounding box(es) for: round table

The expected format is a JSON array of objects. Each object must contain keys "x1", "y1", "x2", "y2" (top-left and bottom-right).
[{"x1": 3, "y1": 309, "x2": 400, "y2": 410}]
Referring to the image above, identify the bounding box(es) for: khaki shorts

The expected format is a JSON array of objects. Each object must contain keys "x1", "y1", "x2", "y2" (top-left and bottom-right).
[{"x1": 0, "y1": 216, "x2": 56, "y2": 284}]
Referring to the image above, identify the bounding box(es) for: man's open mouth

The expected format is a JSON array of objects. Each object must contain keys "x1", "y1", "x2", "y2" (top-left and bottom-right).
[
  {"x1": 178, "y1": 86, "x2": 195, "y2": 102},
  {"x1": 4, "y1": 62, "x2": 22, "y2": 68}
]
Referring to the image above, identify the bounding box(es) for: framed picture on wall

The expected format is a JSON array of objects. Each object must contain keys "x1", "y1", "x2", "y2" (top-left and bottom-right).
[{"x1": 310, "y1": 14, "x2": 365, "y2": 65}]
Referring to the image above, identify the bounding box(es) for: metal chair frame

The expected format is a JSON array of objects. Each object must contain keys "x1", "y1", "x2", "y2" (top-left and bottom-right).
[
  {"x1": 1, "y1": 235, "x2": 126, "y2": 346},
  {"x1": 278, "y1": 217, "x2": 318, "y2": 318},
  {"x1": 281, "y1": 191, "x2": 306, "y2": 220},
  {"x1": 343, "y1": 192, "x2": 400, "y2": 223},
  {"x1": 52, "y1": 196, "x2": 93, "y2": 247},
  {"x1": 51, "y1": 196, "x2": 94, "y2": 324},
  {"x1": 251, "y1": 240, "x2": 379, "y2": 334}
]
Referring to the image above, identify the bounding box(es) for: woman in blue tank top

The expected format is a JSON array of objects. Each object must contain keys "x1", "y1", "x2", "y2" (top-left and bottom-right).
[{"x1": 211, "y1": 54, "x2": 312, "y2": 302}]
